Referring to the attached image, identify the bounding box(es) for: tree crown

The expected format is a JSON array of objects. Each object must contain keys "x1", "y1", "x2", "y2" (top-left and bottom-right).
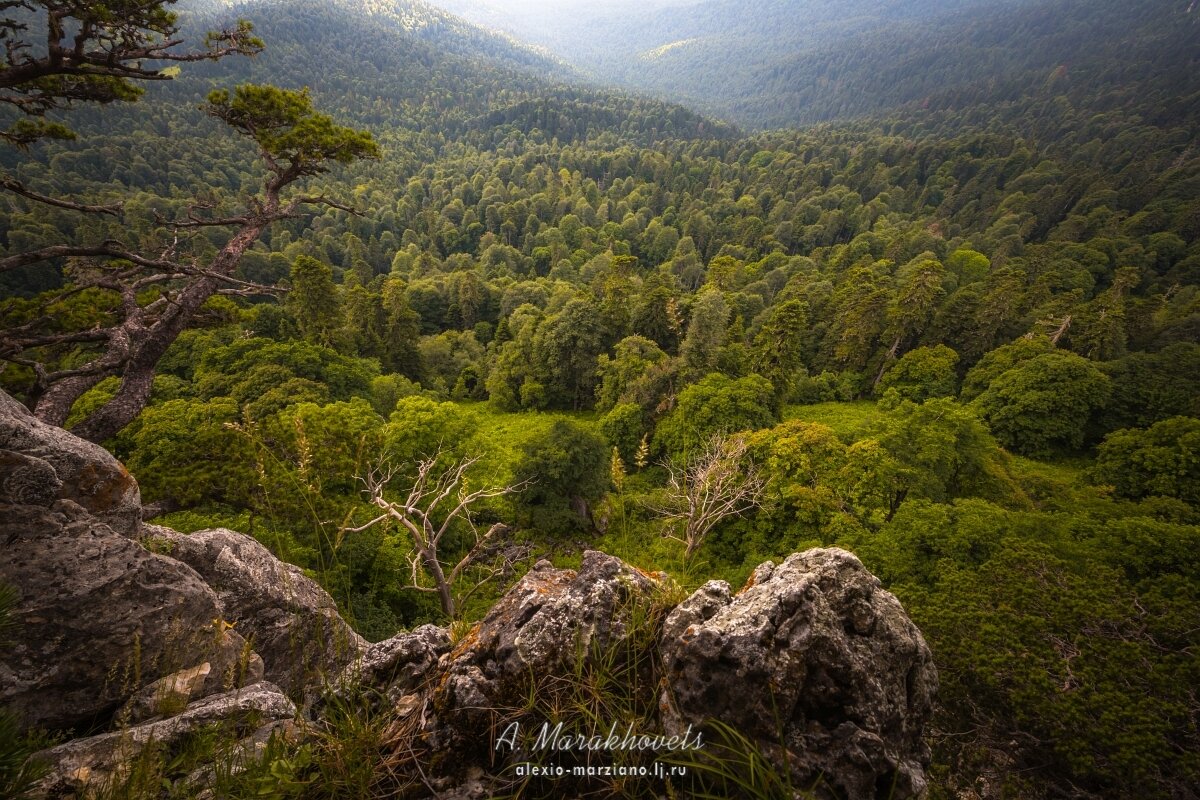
[{"x1": 206, "y1": 85, "x2": 380, "y2": 179}]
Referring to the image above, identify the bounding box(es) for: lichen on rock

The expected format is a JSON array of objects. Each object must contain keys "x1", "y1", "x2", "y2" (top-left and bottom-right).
[
  {"x1": 148, "y1": 526, "x2": 367, "y2": 701},
  {"x1": 0, "y1": 391, "x2": 140, "y2": 537},
  {"x1": 659, "y1": 548, "x2": 938, "y2": 799}
]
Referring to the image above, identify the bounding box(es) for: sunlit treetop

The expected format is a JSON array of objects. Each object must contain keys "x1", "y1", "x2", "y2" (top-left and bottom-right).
[{"x1": 205, "y1": 84, "x2": 381, "y2": 183}]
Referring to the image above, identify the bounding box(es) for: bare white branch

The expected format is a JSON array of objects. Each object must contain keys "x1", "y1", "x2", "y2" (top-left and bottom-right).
[
  {"x1": 345, "y1": 451, "x2": 528, "y2": 617},
  {"x1": 648, "y1": 434, "x2": 765, "y2": 560}
]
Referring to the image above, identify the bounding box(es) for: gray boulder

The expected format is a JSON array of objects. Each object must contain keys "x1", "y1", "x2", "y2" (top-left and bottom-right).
[
  {"x1": 33, "y1": 682, "x2": 296, "y2": 797},
  {"x1": 120, "y1": 650, "x2": 265, "y2": 726},
  {"x1": 332, "y1": 624, "x2": 450, "y2": 704},
  {"x1": 0, "y1": 391, "x2": 140, "y2": 537},
  {"x1": 436, "y1": 552, "x2": 659, "y2": 722},
  {"x1": 450, "y1": 551, "x2": 658, "y2": 677},
  {"x1": 149, "y1": 527, "x2": 366, "y2": 698},
  {"x1": 0, "y1": 501, "x2": 257, "y2": 732},
  {"x1": 660, "y1": 548, "x2": 938, "y2": 800}
]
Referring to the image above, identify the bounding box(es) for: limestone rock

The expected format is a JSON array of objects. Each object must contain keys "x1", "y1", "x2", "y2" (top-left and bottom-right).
[
  {"x1": 422, "y1": 551, "x2": 662, "y2": 765},
  {"x1": 451, "y1": 552, "x2": 658, "y2": 678},
  {"x1": 438, "y1": 552, "x2": 658, "y2": 697},
  {"x1": 0, "y1": 449, "x2": 61, "y2": 506},
  {"x1": 151, "y1": 527, "x2": 366, "y2": 697},
  {"x1": 0, "y1": 501, "x2": 255, "y2": 732},
  {"x1": 332, "y1": 624, "x2": 450, "y2": 704},
  {"x1": 0, "y1": 391, "x2": 140, "y2": 537},
  {"x1": 120, "y1": 646, "x2": 265, "y2": 725},
  {"x1": 659, "y1": 548, "x2": 938, "y2": 800},
  {"x1": 34, "y1": 682, "x2": 296, "y2": 797}
]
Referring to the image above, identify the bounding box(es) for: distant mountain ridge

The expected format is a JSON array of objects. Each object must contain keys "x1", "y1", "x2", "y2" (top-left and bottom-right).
[
  {"x1": 429, "y1": 0, "x2": 1200, "y2": 131},
  {"x1": 181, "y1": 0, "x2": 568, "y2": 75},
  {"x1": 20, "y1": 0, "x2": 737, "y2": 194}
]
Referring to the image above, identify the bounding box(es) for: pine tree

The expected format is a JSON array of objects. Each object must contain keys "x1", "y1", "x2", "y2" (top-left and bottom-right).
[
  {"x1": 679, "y1": 286, "x2": 730, "y2": 379},
  {"x1": 288, "y1": 256, "x2": 342, "y2": 348}
]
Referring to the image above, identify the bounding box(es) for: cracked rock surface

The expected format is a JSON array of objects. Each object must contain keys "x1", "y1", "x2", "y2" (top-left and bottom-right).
[
  {"x1": 149, "y1": 527, "x2": 367, "y2": 699},
  {"x1": 660, "y1": 548, "x2": 938, "y2": 800},
  {"x1": 0, "y1": 500, "x2": 253, "y2": 732}
]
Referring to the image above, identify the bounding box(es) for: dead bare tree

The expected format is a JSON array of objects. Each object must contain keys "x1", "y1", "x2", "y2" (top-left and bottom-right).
[
  {"x1": 648, "y1": 434, "x2": 765, "y2": 560},
  {"x1": 346, "y1": 452, "x2": 530, "y2": 618}
]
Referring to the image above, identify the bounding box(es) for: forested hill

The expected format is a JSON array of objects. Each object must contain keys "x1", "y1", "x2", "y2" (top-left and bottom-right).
[
  {"x1": 734, "y1": 0, "x2": 1200, "y2": 131},
  {"x1": 185, "y1": 0, "x2": 567, "y2": 76},
  {"x1": 16, "y1": 0, "x2": 733, "y2": 163},
  {"x1": 179, "y1": 0, "x2": 734, "y2": 142},
  {"x1": 435, "y1": 0, "x2": 1200, "y2": 131}
]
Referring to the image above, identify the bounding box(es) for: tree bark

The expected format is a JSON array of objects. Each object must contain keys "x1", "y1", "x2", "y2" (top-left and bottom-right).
[
  {"x1": 422, "y1": 546, "x2": 456, "y2": 618},
  {"x1": 42, "y1": 217, "x2": 269, "y2": 442}
]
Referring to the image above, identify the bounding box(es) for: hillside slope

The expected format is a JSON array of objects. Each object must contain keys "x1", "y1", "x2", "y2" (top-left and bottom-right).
[
  {"x1": 185, "y1": 0, "x2": 567, "y2": 74},
  {"x1": 434, "y1": 0, "x2": 1200, "y2": 130}
]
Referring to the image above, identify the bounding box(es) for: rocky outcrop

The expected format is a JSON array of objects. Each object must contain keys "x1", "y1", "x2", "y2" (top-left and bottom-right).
[
  {"x1": 0, "y1": 391, "x2": 317, "y2": 738},
  {"x1": 0, "y1": 391, "x2": 325, "y2": 796},
  {"x1": 385, "y1": 549, "x2": 936, "y2": 800},
  {"x1": 452, "y1": 552, "x2": 658, "y2": 676},
  {"x1": 660, "y1": 548, "x2": 938, "y2": 799},
  {"x1": 33, "y1": 682, "x2": 297, "y2": 797},
  {"x1": 433, "y1": 553, "x2": 660, "y2": 743},
  {"x1": 0, "y1": 500, "x2": 257, "y2": 732},
  {"x1": 0, "y1": 391, "x2": 140, "y2": 537},
  {"x1": 149, "y1": 527, "x2": 366, "y2": 698}
]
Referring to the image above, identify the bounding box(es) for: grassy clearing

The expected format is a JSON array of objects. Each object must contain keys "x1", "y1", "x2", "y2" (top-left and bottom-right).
[
  {"x1": 460, "y1": 401, "x2": 600, "y2": 484},
  {"x1": 781, "y1": 400, "x2": 879, "y2": 441}
]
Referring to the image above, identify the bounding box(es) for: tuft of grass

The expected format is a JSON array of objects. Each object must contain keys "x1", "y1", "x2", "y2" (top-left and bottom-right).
[
  {"x1": 0, "y1": 582, "x2": 51, "y2": 800},
  {"x1": 75, "y1": 691, "x2": 394, "y2": 800},
  {"x1": 481, "y1": 579, "x2": 689, "y2": 799},
  {"x1": 663, "y1": 719, "x2": 812, "y2": 800},
  {"x1": 296, "y1": 691, "x2": 389, "y2": 800},
  {"x1": 0, "y1": 710, "x2": 50, "y2": 800}
]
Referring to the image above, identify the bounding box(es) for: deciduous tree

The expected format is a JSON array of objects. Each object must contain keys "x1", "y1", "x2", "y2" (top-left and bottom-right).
[{"x1": 972, "y1": 352, "x2": 1111, "y2": 456}]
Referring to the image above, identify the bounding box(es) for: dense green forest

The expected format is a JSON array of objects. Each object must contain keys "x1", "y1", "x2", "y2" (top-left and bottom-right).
[{"x1": 1, "y1": 0, "x2": 1198, "y2": 798}]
